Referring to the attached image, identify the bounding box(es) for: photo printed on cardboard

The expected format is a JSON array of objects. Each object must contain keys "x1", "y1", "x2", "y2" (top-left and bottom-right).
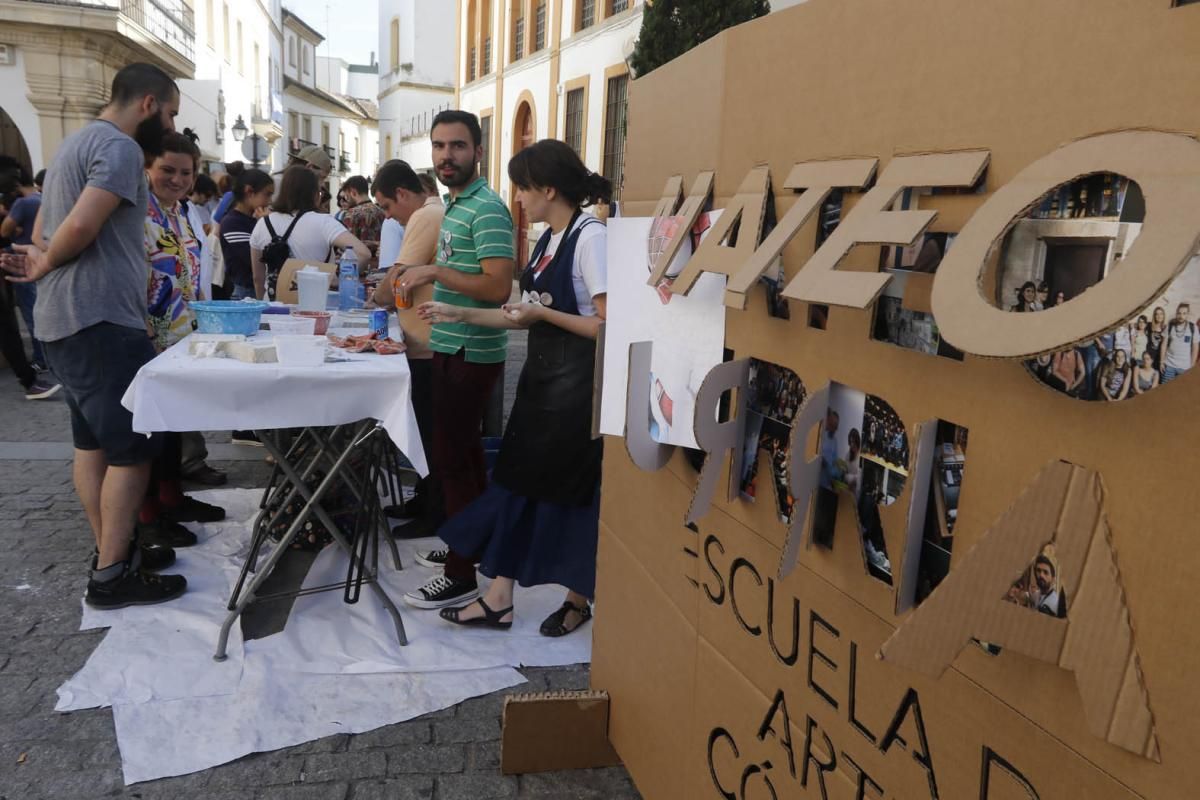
[
  {"x1": 738, "y1": 360, "x2": 807, "y2": 523},
  {"x1": 997, "y1": 174, "x2": 1200, "y2": 400},
  {"x1": 915, "y1": 421, "x2": 969, "y2": 605},
  {"x1": 810, "y1": 385, "x2": 909, "y2": 584}
]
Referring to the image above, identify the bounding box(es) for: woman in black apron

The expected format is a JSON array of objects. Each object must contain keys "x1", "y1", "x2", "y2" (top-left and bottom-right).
[{"x1": 417, "y1": 139, "x2": 611, "y2": 637}]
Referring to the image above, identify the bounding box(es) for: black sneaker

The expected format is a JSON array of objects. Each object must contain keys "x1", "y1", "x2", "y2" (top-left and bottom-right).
[
  {"x1": 161, "y1": 495, "x2": 226, "y2": 523},
  {"x1": 85, "y1": 564, "x2": 187, "y2": 609},
  {"x1": 90, "y1": 541, "x2": 176, "y2": 573},
  {"x1": 24, "y1": 378, "x2": 61, "y2": 400},
  {"x1": 231, "y1": 430, "x2": 263, "y2": 446},
  {"x1": 415, "y1": 547, "x2": 449, "y2": 568},
  {"x1": 137, "y1": 519, "x2": 198, "y2": 548},
  {"x1": 403, "y1": 575, "x2": 479, "y2": 609}
]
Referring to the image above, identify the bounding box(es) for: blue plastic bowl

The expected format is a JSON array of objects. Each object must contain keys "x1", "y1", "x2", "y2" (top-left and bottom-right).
[{"x1": 191, "y1": 300, "x2": 270, "y2": 336}]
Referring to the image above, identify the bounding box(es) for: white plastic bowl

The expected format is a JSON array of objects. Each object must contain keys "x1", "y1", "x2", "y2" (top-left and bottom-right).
[
  {"x1": 268, "y1": 316, "x2": 316, "y2": 335},
  {"x1": 274, "y1": 335, "x2": 328, "y2": 367}
]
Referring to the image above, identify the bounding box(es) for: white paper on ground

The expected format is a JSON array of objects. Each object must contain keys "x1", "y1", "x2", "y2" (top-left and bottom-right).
[
  {"x1": 600, "y1": 215, "x2": 727, "y2": 449},
  {"x1": 57, "y1": 489, "x2": 589, "y2": 784},
  {"x1": 250, "y1": 534, "x2": 594, "y2": 674},
  {"x1": 114, "y1": 662, "x2": 526, "y2": 785}
]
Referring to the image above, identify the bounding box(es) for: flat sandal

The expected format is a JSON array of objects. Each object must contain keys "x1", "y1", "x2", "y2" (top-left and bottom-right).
[
  {"x1": 540, "y1": 600, "x2": 592, "y2": 638},
  {"x1": 440, "y1": 597, "x2": 514, "y2": 630}
]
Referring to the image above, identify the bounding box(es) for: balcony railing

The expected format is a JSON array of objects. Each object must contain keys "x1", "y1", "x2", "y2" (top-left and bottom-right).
[
  {"x1": 339, "y1": 153, "x2": 351, "y2": 174},
  {"x1": 15, "y1": 0, "x2": 195, "y2": 63},
  {"x1": 399, "y1": 103, "x2": 452, "y2": 139}
]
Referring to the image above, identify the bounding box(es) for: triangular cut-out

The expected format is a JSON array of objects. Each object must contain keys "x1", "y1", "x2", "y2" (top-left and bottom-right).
[{"x1": 880, "y1": 460, "x2": 1159, "y2": 761}]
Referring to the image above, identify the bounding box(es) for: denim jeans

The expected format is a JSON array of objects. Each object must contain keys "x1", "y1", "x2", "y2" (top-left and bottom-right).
[{"x1": 1161, "y1": 365, "x2": 1189, "y2": 384}]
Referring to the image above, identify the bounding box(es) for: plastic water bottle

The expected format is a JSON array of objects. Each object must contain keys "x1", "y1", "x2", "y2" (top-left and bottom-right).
[{"x1": 338, "y1": 250, "x2": 361, "y2": 311}]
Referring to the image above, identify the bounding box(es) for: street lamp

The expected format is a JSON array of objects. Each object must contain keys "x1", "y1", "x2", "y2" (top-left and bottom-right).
[
  {"x1": 231, "y1": 113, "x2": 269, "y2": 168},
  {"x1": 230, "y1": 115, "x2": 249, "y2": 142}
]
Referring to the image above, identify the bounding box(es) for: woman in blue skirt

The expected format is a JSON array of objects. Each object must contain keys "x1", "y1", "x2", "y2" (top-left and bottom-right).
[{"x1": 417, "y1": 139, "x2": 609, "y2": 637}]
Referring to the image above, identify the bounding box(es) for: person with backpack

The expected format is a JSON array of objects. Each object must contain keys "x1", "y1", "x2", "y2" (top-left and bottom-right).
[
  {"x1": 413, "y1": 139, "x2": 610, "y2": 638},
  {"x1": 218, "y1": 168, "x2": 274, "y2": 300},
  {"x1": 248, "y1": 166, "x2": 370, "y2": 300}
]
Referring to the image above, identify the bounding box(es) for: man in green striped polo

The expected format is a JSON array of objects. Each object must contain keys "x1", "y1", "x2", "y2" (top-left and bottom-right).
[{"x1": 396, "y1": 110, "x2": 515, "y2": 609}]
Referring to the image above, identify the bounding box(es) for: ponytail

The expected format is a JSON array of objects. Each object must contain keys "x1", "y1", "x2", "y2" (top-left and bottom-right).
[
  {"x1": 583, "y1": 171, "x2": 613, "y2": 207},
  {"x1": 508, "y1": 139, "x2": 612, "y2": 208}
]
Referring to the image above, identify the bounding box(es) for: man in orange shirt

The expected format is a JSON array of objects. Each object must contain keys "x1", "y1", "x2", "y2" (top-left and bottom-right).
[{"x1": 372, "y1": 160, "x2": 445, "y2": 533}]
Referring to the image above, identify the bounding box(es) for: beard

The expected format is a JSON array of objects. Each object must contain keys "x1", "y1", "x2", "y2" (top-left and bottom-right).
[
  {"x1": 134, "y1": 113, "x2": 169, "y2": 157},
  {"x1": 438, "y1": 160, "x2": 474, "y2": 189}
]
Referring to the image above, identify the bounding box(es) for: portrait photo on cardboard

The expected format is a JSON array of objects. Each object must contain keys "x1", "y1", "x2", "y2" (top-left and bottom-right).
[
  {"x1": 912, "y1": 420, "x2": 970, "y2": 607},
  {"x1": 737, "y1": 360, "x2": 807, "y2": 523},
  {"x1": 809, "y1": 385, "x2": 910, "y2": 585},
  {"x1": 872, "y1": 271, "x2": 965, "y2": 361},
  {"x1": 996, "y1": 173, "x2": 1200, "y2": 400}
]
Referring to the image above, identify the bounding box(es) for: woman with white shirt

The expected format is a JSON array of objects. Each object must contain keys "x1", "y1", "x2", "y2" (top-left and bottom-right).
[
  {"x1": 248, "y1": 165, "x2": 371, "y2": 300},
  {"x1": 418, "y1": 139, "x2": 609, "y2": 637}
]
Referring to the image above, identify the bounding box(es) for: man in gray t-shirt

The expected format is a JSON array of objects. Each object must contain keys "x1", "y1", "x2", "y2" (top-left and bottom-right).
[
  {"x1": 2, "y1": 63, "x2": 187, "y2": 609},
  {"x1": 33, "y1": 121, "x2": 150, "y2": 341}
]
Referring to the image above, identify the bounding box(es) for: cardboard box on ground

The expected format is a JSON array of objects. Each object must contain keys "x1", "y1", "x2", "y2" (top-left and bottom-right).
[{"x1": 590, "y1": 1, "x2": 1200, "y2": 798}]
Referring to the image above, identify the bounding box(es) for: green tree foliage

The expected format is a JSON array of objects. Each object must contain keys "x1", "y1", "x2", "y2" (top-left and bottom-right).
[{"x1": 630, "y1": 0, "x2": 771, "y2": 77}]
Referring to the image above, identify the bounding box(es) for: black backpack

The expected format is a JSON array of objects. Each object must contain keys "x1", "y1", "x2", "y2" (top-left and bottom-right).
[{"x1": 262, "y1": 212, "x2": 306, "y2": 300}]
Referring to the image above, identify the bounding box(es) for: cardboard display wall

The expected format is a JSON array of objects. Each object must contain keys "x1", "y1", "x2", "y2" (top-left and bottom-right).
[{"x1": 591, "y1": 1, "x2": 1200, "y2": 798}]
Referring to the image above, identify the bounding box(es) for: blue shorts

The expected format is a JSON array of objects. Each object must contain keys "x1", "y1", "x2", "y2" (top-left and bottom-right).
[{"x1": 44, "y1": 322, "x2": 163, "y2": 466}]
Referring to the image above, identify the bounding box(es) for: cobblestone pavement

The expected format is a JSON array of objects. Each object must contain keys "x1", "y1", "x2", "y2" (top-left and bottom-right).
[{"x1": 0, "y1": 327, "x2": 641, "y2": 800}]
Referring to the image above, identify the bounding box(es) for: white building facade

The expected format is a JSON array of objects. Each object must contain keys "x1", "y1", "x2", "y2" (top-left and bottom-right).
[
  {"x1": 176, "y1": 0, "x2": 286, "y2": 174},
  {"x1": 281, "y1": 8, "x2": 379, "y2": 195},
  {"x1": 377, "y1": 0, "x2": 456, "y2": 176},
  {"x1": 456, "y1": 0, "x2": 643, "y2": 264},
  {"x1": 0, "y1": 0, "x2": 196, "y2": 176},
  {"x1": 454, "y1": 0, "x2": 812, "y2": 264}
]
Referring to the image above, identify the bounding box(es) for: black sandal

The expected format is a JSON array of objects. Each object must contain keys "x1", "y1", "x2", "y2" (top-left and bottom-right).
[
  {"x1": 440, "y1": 598, "x2": 514, "y2": 630},
  {"x1": 540, "y1": 601, "x2": 592, "y2": 637}
]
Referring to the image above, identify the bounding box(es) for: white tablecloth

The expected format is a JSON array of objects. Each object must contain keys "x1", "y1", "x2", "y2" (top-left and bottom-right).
[{"x1": 121, "y1": 332, "x2": 428, "y2": 476}]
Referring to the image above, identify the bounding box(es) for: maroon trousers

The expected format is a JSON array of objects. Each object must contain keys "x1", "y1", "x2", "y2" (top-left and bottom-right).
[{"x1": 430, "y1": 350, "x2": 502, "y2": 585}]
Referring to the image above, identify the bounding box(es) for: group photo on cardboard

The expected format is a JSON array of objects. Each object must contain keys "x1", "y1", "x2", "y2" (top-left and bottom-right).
[{"x1": 1000, "y1": 175, "x2": 1200, "y2": 401}]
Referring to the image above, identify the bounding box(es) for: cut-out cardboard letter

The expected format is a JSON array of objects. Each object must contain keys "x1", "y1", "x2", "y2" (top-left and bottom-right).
[
  {"x1": 652, "y1": 175, "x2": 684, "y2": 219},
  {"x1": 624, "y1": 341, "x2": 675, "y2": 472},
  {"x1": 687, "y1": 359, "x2": 751, "y2": 524},
  {"x1": 879, "y1": 460, "x2": 1159, "y2": 760},
  {"x1": 778, "y1": 384, "x2": 830, "y2": 579},
  {"x1": 669, "y1": 167, "x2": 770, "y2": 296},
  {"x1": 725, "y1": 159, "x2": 878, "y2": 309},
  {"x1": 784, "y1": 151, "x2": 990, "y2": 308},
  {"x1": 648, "y1": 172, "x2": 715, "y2": 285},
  {"x1": 933, "y1": 131, "x2": 1200, "y2": 358}
]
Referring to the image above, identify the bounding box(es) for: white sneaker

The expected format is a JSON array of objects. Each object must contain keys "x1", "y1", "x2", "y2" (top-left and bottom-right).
[{"x1": 403, "y1": 574, "x2": 479, "y2": 609}]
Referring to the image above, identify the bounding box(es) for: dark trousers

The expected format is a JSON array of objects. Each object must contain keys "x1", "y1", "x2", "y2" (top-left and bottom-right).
[
  {"x1": 0, "y1": 284, "x2": 35, "y2": 388},
  {"x1": 13, "y1": 283, "x2": 42, "y2": 365},
  {"x1": 431, "y1": 351, "x2": 502, "y2": 584},
  {"x1": 408, "y1": 357, "x2": 443, "y2": 528}
]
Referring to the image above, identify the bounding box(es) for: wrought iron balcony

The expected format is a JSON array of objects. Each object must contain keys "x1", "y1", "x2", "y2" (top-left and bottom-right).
[{"x1": 14, "y1": 0, "x2": 196, "y2": 64}]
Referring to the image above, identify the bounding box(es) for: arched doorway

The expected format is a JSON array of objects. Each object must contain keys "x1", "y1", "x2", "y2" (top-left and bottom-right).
[
  {"x1": 0, "y1": 107, "x2": 33, "y2": 178},
  {"x1": 511, "y1": 99, "x2": 535, "y2": 269}
]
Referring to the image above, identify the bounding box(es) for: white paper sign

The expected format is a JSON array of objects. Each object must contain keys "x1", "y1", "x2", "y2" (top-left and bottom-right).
[{"x1": 600, "y1": 214, "x2": 727, "y2": 448}]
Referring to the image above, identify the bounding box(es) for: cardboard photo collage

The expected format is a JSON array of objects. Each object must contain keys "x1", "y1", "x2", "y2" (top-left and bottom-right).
[{"x1": 996, "y1": 174, "x2": 1200, "y2": 401}]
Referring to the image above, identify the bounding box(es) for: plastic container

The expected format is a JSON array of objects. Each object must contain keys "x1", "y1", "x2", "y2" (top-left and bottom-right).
[
  {"x1": 191, "y1": 300, "x2": 269, "y2": 336},
  {"x1": 296, "y1": 268, "x2": 329, "y2": 312},
  {"x1": 337, "y1": 252, "x2": 362, "y2": 311},
  {"x1": 291, "y1": 309, "x2": 332, "y2": 335},
  {"x1": 274, "y1": 335, "x2": 328, "y2": 367},
  {"x1": 267, "y1": 316, "x2": 316, "y2": 335}
]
